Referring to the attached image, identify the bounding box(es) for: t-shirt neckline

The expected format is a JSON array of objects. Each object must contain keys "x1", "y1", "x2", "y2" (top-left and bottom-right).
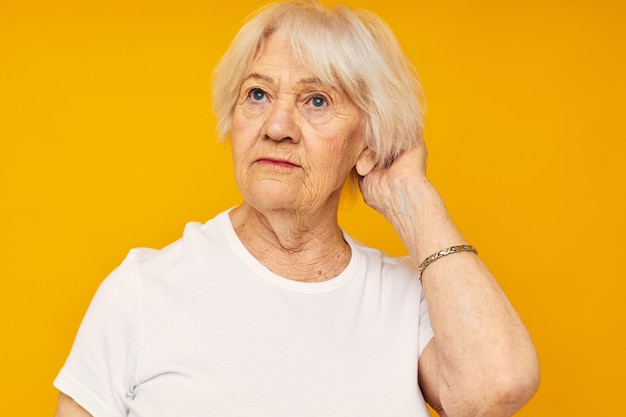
[{"x1": 215, "y1": 209, "x2": 363, "y2": 294}]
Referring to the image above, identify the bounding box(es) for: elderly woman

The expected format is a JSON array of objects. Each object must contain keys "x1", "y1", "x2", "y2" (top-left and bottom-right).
[{"x1": 54, "y1": 1, "x2": 539, "y2": 416}]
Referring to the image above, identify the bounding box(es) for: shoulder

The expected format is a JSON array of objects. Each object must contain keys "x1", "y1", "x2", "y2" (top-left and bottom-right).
[
  {"x1": 94, "y1": 211, "x2": 228, "y2": 295},
  {"x1": 347, "y1": 234, "x2": 415, "y2": 270},
  {"x1": 115, "y1": 210, "x2": 242, "y2": 294},
  {"x1": 345, "y1": 233, "x2": 420, "y2": 287},
  {"x1": 131, "y1": 210, "x2": 231, "y2": 271}
]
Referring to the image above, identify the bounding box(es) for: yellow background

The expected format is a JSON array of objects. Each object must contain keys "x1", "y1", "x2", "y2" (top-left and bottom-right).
[{"x1": 1, "y1": 0, "x2": 624, "y2": 415}]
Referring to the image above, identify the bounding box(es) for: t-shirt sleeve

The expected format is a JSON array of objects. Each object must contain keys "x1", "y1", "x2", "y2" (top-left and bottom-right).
[
  {"x1": 417, "y1": 286, "x2": 434, "y2": 358},
  {"x1": 54, "y1": 251, "x2": 147, "y2": 417}
]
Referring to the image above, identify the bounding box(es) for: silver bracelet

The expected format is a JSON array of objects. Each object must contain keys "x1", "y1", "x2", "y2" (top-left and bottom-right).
[{"x1": 417, "y1": 245, "x2": 478, "y2": 284}]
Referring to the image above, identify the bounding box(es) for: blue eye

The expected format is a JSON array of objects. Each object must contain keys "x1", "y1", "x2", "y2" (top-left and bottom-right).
[
  {"x1": 311, "y1": 95, "x2": 327, "y2": 108},
  {"x1": 249, "y1": 89, "x2": 266, "y2": 102}
]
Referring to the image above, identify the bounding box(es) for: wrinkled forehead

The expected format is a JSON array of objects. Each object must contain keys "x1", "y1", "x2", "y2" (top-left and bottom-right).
[{"x1": 248, "y1": 24, "x2": 348, "y2": 94}]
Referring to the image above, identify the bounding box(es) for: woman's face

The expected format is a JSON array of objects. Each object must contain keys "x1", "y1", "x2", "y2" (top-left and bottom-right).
[{"x1": 230, "y1": 30, "x2": 366, "y2": 214}]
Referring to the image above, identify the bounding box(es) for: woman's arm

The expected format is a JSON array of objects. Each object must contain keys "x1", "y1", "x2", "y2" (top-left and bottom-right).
[
  {"x1": 358, "y1": 145, "x2": 540, "y2": 416},
  {"x1": 55, "y1": 392, "x2": 93, "y2": 417}
]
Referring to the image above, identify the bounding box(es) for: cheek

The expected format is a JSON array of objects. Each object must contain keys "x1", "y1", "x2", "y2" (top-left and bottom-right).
[
  {"x1": 230, "y1": 110, "x2": 256, "y2": 159},
  {"x1": 230, "y1": 108, "x2": 247, "y2": 138},
  {"x1": 333, "y1": 133, "x2": 364, "y2": 169},
  {"x1": 310, "y1": 141, "x2": 357, "y2": 187},
  {"x1": 231, "y1": 148, "x2": 251, "y2": 193}
]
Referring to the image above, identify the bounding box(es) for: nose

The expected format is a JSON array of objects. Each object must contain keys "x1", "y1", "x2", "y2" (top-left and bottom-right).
[{"x1": 263, "y1": 98, "x2": 300, "y2": 143}]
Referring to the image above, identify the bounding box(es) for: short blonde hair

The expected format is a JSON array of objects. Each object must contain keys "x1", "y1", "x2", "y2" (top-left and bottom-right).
[{"x1": 212, "y1": 0, "x2": 424, "y2": 168}]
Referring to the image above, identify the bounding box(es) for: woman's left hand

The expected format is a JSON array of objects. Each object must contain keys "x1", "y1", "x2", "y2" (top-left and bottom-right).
[{"x1": 357, "y1": 141, "x2": 430, "y2": 227}]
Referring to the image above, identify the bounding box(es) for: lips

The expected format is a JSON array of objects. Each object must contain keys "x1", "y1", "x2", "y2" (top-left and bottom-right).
[{"x1": 255, "y1": 157, "x2": 301, "y2": 168}]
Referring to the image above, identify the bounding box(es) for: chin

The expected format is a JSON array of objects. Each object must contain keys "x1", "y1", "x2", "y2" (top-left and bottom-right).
[{"x1": 242, "y1": 185, "x2": 305, "y2": 212}]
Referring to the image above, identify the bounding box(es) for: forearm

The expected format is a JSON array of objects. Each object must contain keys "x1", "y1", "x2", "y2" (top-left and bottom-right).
[{"x1": 386, "y1": 178, "x2": 539, "y2": 414}]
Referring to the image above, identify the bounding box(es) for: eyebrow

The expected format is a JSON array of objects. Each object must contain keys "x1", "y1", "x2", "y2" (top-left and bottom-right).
[
  {"x1": 242, "y1": 72, "x2": 274, "y2": 84},
  {"x1": 297, "y1": 77, "x2": 322, "y2": 86}
]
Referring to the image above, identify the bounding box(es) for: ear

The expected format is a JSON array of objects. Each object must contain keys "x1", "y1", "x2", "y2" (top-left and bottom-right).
[{"x1": 355, "y1": 147, "x2": 377, "y2": 176}]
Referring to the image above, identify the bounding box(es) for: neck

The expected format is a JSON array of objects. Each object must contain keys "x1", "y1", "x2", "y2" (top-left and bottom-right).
[{"x1": 229, "y1": 202, "x2": 351, "y2": 282}]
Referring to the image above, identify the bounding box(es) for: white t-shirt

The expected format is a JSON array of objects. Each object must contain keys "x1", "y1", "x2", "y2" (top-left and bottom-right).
[{"x1": 54, "y1": 210, "x2": 434, "y2": 417}]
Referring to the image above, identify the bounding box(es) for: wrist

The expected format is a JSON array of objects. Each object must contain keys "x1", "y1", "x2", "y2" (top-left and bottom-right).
[{"x1": 384, "y1": 180, "x2": 466, "y2": 261}]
